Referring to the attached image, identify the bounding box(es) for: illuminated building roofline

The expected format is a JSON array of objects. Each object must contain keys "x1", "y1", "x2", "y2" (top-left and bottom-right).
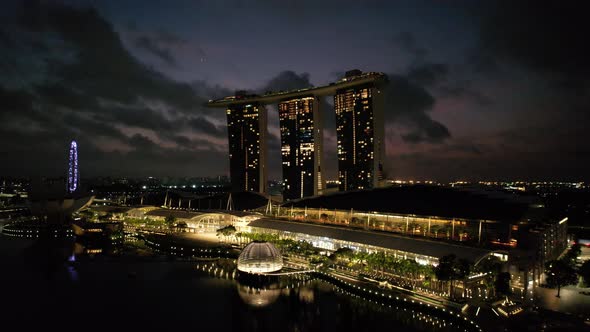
[{"x1": 207, "y1": 72, "x2": 387, "y2": 108}]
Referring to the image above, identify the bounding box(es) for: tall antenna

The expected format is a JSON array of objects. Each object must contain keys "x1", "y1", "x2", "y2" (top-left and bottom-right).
[{"x1": 66, "y1": 140, "x2": 79, "y2": 194}]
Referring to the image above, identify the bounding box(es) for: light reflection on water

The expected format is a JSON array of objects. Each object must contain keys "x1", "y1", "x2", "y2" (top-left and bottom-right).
[
  {"x1": 0, "y1": 235, "x2": 475, "y2": 332},
  {"x1": 237, "y1": 284, "x2": 282, "y2": 307}
]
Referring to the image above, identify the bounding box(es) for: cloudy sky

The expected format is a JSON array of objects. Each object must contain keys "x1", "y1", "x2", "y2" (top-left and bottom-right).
[{"x1": 1, "y1": 0, "x2": 588, "y2": 182}]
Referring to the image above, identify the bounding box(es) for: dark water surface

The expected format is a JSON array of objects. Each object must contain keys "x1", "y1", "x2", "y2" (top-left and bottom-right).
[{"x1": 0, "y1": 236, "x2": 469, "y2": 332}]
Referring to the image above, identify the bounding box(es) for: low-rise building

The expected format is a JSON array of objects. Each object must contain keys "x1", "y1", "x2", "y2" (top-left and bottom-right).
[{"x1": 243, "y1": 218, "x2": 502, "y2": 267}]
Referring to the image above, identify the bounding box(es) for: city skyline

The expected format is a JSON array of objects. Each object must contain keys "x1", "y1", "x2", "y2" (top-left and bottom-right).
[
  {"x1": 2, "y1": 2, "x2": 590, "y2": 330},
  {"x1": 1, "y1": 1, "x2": 589, "y2": 182}
]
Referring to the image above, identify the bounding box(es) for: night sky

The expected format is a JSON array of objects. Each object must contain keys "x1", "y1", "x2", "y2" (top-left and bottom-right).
[{"x1": 1, "y1": 0, "x2": 588, "y2": 182}]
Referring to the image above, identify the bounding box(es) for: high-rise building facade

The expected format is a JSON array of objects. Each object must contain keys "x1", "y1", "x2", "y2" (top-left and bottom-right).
[
  {"x1": 278, "y1": 96, "x2": 324, "y2": 200},
  {"x1": 210, "y1": 70, "x2": 387, "y2": 196},
  {"x1": 226, "y1": 103, "x2": 267, "y2": 193},
  {"x1": 334, "y1": 77, "x2": 385, "y2": 191}
]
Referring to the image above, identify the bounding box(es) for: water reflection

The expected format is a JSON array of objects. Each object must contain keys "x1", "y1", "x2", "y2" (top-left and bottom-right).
[
  {"x1": 237, "y1": 284, "x2": 282, "y2": 307},
  {"x1": 66, "y1": 264, "x2": 79, "y2": 281},
  {"x1": 193, "y1": 261, "x2": 474, "y2": 332},
  {"x1": 234, "y1": 275, "x2": 316, "y2": 308},
  {"x1": 2, "y1": 234, "x2": 478, "y2": 332}
]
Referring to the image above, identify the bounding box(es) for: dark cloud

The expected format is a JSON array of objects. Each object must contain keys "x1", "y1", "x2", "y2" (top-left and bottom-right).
[
  {"x1": 191, "y1": 80, "x2": 232, "y2": 104},
  {"x1": 386, "y1": 35, "x2": 470, "y2": 143},
  {"x1": 391, "y1": 124, "x2": 590, "y2": 182},
  {"x1": 135, "y1": 35, "x2": 177, "y2": 66},
  {"x1": 128, "y1": 133, "x2": 157, "y2": 149},
  {"x1": 4, "y1": 0, "x2": 587, "y2": 182},
  {"x1": 383, "y1": 74, "x2": 451, "y2": 144},
  {"x1": 34, "y1": 83, "x2": 99, "y2": 110},
  {"x1": 400, "y1": 115, "x2": 451, "y2": 144},
  {"x1": 407, "y1": 63, "x2": 448, "y2": 87},
  {"x1": 153, "y1": 29, "x2": 187, "y2": 45},
  {"x1": 329, "y1": 71, "x2": 346, "y2": 81},
  {"x1": 259, "y1": 71, "x2": 313, "y2": 93},
  {"x1": 168, "y1": 134, "x2": 191, "y2": 147},
  {"x1": 0, "y1": 1, "x2": 231, "y2": 177},
  {"x1": 407, "y1": 63, "x2": 491, "y2": 108},
  {"x1": 187, "y1": 117, "x2": 226, "y2": 138},
  {"x1": 98, "y1": 105, "x2": 175, "y2": 131},
  {"x1": 60, "y1": 112, "x2": 126, "y2": 140},
  {"x1": 448, "y1": 143, "x2": 484, "y2": 156},
  {"x1": 0, "y1": 27, "x2": 14, "y2": 46},
  {"x1": 466, "y1": 51, "x2": 500, "y2": 76},
  {"x1": 16, "y1": 1, "x2": 205, "y2": 110},
  {"x1": 393, "y1": 31, "x2": 428, "y2": 60},
  {"x1": 0, "y1": 86, "x2": 55, "y2": 131},
  {"x1": 437, "y1": 82, "x2": 493, "y2": 107},
  {"x1": 0, "y1": 85, "x2": 34, "y2": 114},
  {"x1": 0, "y1": 0, "x2": 455, "y2": 180},
  {"x1": 384, "y1": 75, "x2": 434, "y2": 121},
  {"x1": 480, "y1": 1, "x2": 589, "y2": 88}
]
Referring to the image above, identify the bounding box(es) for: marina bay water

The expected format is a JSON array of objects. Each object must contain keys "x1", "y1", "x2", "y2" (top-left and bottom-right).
[{"x1": 0, "y1": 235, "x2": 473, "y2": 332}]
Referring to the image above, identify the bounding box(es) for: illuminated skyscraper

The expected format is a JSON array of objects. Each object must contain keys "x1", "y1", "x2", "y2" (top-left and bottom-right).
[
  {"x1": 66, "y1": 140, "x2": 79, "y2": 194},
  {"x1": 226, "y1": 103, "x2": 267, "y2": 193},
  {"x1": 278, "y1": 96, "x2": 324, "y2": 200},
  {"x1": 334, "y1": 71, "x2": 385, "y2": 191},
  {"x1": 209, "y1": 70, "x2": 386, "y2": 196}
]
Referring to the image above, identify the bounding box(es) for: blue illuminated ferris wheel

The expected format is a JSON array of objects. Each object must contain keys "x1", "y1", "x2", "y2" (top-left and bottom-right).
[{"x1": 67, "y1": 140, "x2": 79, "y2": 193}]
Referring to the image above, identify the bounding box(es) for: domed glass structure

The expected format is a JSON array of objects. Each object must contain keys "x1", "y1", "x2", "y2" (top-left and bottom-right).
[{"x1": 237, "y1": 241, "x2": 283, "y2": 274}]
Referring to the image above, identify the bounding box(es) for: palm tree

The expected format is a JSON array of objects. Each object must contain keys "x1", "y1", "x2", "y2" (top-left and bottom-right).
[
  {"x1": 495, "y1": 272, "x2": 511, "y2": 297},
  {"x1": 579, "y1": 260, "x2": 590, "y2": 287},
  {"x1": 164, "y1": 215, "x2": 176, "y2": 230},
  {"x1": 545, "y1": 259, "x2": 577, "y2": 297},
  {"x1": 476, "y1": 256, "x2": 503, "y2": 298},
  {"x1": 333, "y1": 247, "x2": 355, "y2": 263},
  {"x1": 366, "y1": 252, "x2": 387, "y2": 278},
  {"x1": 430, "y1": 225, "x2": 441, "y2": 238},
  {"x1": 456, "y1": 258, "x2": 471, "y2": 297},
  {"x1": 409, "y1": 222, "x2": 419, "y2": 235},
  {"x1": 435, "y1": 254, "x2": 458, "y2": 298},
  {"x1": 216, "y1": 225, "x2": 237, "y2": 243}
]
